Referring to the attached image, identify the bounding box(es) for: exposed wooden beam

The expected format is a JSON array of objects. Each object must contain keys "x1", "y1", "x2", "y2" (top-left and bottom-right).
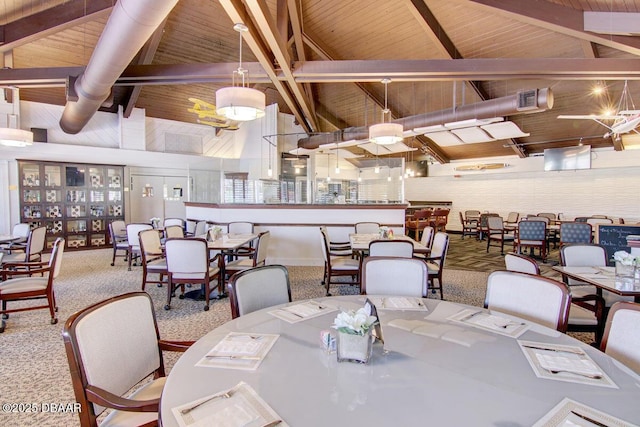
[
  {"x1": 0, "y1": 0, "x2": 113, "y2": 52},
  {"x1": 581, "y1": 40, "x2": 599, "y2": 59},
  {"x1": 122, "y1": 20, "x2": 168, "y2": 118},
  {"x1": 218, "y1": 0, "x2": 312, "y2": 133},
  {"x1": 244, "y1": 0, "x2": 319, "y2": 131},
  {"x1": 465, "y1": 0, "x2": 640, "y2": 57},
  {"x1": 287, "y1": 0, "x2": 315, "y2": 115},
  {"x1": 5, "y1": 58, "x2": 640, "y2": 89}
]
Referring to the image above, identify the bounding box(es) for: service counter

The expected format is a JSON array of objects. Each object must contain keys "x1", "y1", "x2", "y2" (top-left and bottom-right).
[{"x1": 185, "y1": 203, "x2": 407, "y2": 266}]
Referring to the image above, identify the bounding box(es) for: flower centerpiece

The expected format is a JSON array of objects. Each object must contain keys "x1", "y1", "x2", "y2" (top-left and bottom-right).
[
  {"x1": 209, "y1": 226, "x2": 222, "y2": 240},
  {"x1": 332, "y1": 307, "x2": 378, "y2": 364},
  {"x1": 613, "y1": 250, "x2": 638, "y2": 279},
  {"x1": 150, "y1": 217, "x2": 161, "y2": 229}
]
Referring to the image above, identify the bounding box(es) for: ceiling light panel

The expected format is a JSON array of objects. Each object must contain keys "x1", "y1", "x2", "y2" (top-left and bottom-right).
[
  {"x1": 450, "y1": 127, "x2": 495, "y2": 144},
  {"x1": 423, "y1": 131, "x2": 464, "y2": 146},
  {"x1": 481, "y1": 121, "x2": 530, "y2": 139}
]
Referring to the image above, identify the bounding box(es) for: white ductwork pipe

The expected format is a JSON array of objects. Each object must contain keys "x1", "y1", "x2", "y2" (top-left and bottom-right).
[
  {"x1": 297, "y1": 88, "x2": 553, "y2": 149},
  {"x1": 59, "y1": 0, "x2": 179, "y2": 134}
]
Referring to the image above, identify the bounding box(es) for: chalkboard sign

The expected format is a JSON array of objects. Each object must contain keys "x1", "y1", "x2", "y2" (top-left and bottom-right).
[{"x1": 595, "y1": 224, "x2": 640, "y2": 265}]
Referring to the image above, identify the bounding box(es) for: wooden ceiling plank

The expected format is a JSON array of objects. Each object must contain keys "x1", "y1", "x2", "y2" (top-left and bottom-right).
[
  {"x1": 244, "y1": 0, "x2": 319, "y2": 131},
  {"x1": 581, "y1": 40, "x2": 599, "y2": 58},
  {"x1": 122, "y1": 20, "x2": 168, "y2": 118},
  {"x1": 218, "y1": 0, "x2": 312, "y2": 132},
  {"x1": 466, "y1": 0, "x2": 640, "y2": 57},
  {"x1": 0, "y1": 0, "x2": 113, "y2": 53}
]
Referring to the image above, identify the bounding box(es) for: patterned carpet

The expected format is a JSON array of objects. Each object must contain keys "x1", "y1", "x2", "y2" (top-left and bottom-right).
[{"x1": 0, "y1": 234, "x2": 574, "y2": 427}]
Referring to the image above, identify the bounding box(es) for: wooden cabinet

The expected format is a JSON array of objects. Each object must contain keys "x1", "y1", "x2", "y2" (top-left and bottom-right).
[{"x1": 18, "y1": 161, "x2": 124, "y2": 250}]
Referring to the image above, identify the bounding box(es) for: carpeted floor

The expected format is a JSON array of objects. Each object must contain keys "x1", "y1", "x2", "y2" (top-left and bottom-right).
[{"x1": 0, "y1": 235, "x2": 580, "y2": 427}]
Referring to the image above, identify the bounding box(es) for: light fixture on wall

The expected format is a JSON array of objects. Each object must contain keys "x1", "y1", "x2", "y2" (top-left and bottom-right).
[
  {"x1": 369, "y1": 78, "x2": 403, "y2": 145},
  {"x1": 215, "y1": 23, "x2": 266, "y2": 122},
  {"x1": 0, "y1": 127, "x2": 33, "y2": 147}
]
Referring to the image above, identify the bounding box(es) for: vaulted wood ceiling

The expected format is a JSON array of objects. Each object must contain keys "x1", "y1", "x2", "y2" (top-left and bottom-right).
[{"x1": 2, "y1": 0, "x2": 640, "y2": 163}]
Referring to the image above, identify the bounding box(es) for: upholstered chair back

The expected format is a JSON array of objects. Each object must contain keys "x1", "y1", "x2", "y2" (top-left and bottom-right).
[
  {"x1": 363, "y1": 257, "x2": 426, "y2": 297},
  {"x1": 228, "y1": 265, "x2": 292, "y2": 318}
]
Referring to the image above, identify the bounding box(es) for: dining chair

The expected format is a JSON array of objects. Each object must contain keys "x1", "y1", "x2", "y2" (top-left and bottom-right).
[
  {"x1": 419, "y1": 226, "x2": 435, "y2": 250},
  {"x1": 430, "y1": 208, "x2": 450, "y2": 232},
  {"x1": 459, "y1": 212, "x2": 477, "y2": 239},
  {"x1": 486, "y1": 216, "x2": 514, "y2": 254},
  {"x1": 162, "y1": 217, "x2": 184, "y2": 229},
  {"x1": 164, "y1": 238, "x2": 223, "y2": 311},
  {"x1": 62, "y1": 292, "x2": 192, "y2": 427},
  {"x1": 423, "y1": 232, "x2": 449, "y2": 299},
  {"x1": 587, "y1": 217, "x2": 613, "y2": 226},
  {"x1": 406, "y1": 210, "x2": 430, "y2": 240},
  {"x1": 193, "y1": 220, "x2": 207, "y2": 237},
  {"x1": 108, "y1": 220, "x2": 128, "y2": 266},
  {"x1": 514, "y1": 220, "x2": 547, "y2": 262},
  {"x1": 0, "y1": 223, "x2": 31, "y2": 253},
  {"x1": 164, "y1": 224, "x2": 185, "y2": 239},
  {"x1": 355, "y1": 222, "x2": 381, "y2": 234},
  {"x1": 1, "y1": 226, "x2": 47, "y2": 265},
  {"x1": 226, "y1": 221, "x2": 256, "y2": 259},
  {"x1": 477, "y1": 213, "x2": 499, "y2": 240},
  {"x1": 600, "y1": 301, "x2": 640, "y2": 374},
  {"x1": 504, "y1": 252, "x2": 539, "y2": 275},
  {"x1": 368, "y1": 239, "x2": 414, "y2": 258},
  {"x1": 505, "y1": 251, "x2": 603, "y2": 344},
  {"x1": 224, "y1": 231, "x2": 270, "y2": 279},
  {"x1": 362, "y1": 256, "x2": 427, "y2": 297},
  {"x1": 138, "y1": 229, "x2": 168, "y2": 291},
  {"x1": 319, "y1": 225, "x2": 352, "y2": 257},
  {"x1": 485, "y1": 270, "x2": 571, "y2": 332},
  {"x1": 126, "y1": 223, "x2": 153, "y2": 271},
  {"x1": 184, "y1": 219, "x2": 197, "y2": 237},
  {"x1": 320, "y1": 227, "x2": 360, "y2": 296},
  {"x1": 0, "y1": 238, "x2": 65, "y2": 333},
  {"x1": 559, "y1": 222, "x2": 592, "y2": 247},
  {"x1": 537, "y1": 212, "x2": 557, "y2": 221},
  {"x1": 227, "y1": 265, "x2": 292, "y2": 319},
  {"x1": 504, "y1": 211, "x2": 520, "y2": 228},
  {"x1": 464, "y1": 210, "x2": 481, "y2": 222}
]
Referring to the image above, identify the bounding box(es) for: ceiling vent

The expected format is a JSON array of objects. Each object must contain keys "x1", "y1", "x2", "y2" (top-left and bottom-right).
[{"x1": 517, "y1": 90, "x2": 538, "y2": 112}]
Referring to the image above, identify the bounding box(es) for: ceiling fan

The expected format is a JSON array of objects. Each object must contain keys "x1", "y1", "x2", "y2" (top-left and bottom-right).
[
  {"x1": 557, "y1": 81, "x2": 640, "y2": 139},
  {"x1": 188, "y1": 97, "x2": 239, "y2": 130}
]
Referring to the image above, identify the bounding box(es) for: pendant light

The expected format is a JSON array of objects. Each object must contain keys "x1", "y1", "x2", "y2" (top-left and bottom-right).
[
  {"x1": 369, "y1": 78, "x2": 403, "y2": 145},
  {"x1": 215, "y1": 23, "x2": 266, "y2": 121}
]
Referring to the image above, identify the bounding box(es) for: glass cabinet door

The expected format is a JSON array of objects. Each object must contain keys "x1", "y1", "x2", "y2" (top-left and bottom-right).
[
  {"x1": 44, "y1": 165, "x2": 62, "y2": 187},
  {"x1": 22, "y1": 163, "x2": 40, "y2": 187}
]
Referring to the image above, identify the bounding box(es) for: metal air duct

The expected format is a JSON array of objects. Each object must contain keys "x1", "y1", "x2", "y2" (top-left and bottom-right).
[
  {"x1": 59, "y1": 0, "x2": 179, "y2": 134},
  {"x1": 297, "y1": 88, "x2": 553, "y2": 149}
]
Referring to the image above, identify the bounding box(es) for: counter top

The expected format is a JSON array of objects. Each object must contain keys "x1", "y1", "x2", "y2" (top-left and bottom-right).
[{"x1": 185, "y1": 202, "x2": 408, "y2": 210}]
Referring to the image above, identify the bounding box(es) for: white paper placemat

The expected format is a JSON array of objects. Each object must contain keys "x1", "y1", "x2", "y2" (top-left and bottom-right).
[
  {"x1": 367, "y1": 296, "x2": 427, "y2": 311},
  {"x1": 448, "y1": 308, "x2": 530, "y2": 338},
  {"x1": 172, "y1": 381, "x2": 288, "y2": 427},
  {"x1": 195, "y1": 332, "x2": 279, "y2": 371},
  {"x1": 268, "y1": 300, "x2": 336, "y2": 323},
  {"x1": 519, "y1": 340, "x2": 617, "y2": 388},
  {"x1": 533, "y1": 397, "x2": 636, "y2": 427}
]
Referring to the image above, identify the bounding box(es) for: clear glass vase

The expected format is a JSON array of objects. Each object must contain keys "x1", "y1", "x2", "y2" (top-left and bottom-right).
[
  {"x1": 615, "y1": 261, "x2": 635, "y2": 279},
  {"x1": 336, "y1": 330, "x2": 373, "y2": 364}
]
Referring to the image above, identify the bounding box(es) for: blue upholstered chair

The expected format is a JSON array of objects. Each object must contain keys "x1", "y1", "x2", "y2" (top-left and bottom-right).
[{"x1": 515, "y1": 220, "x2": 547, "y2": 262}]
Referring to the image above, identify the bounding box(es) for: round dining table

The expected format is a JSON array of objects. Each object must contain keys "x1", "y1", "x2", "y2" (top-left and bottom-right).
[{"x1": 160, "y1": 295, "x2": 640, "y2": 427}]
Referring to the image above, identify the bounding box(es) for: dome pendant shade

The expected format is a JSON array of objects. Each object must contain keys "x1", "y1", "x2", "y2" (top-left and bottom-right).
[
  {"x1": 215, "y1": 86, "x2": 265, "y2": 121},
  {"x1": 369, "y1": 122, "x2": 403, "y2": 145},
  {"x1": 0, "y1": 128, "x2": 34, "y2": 147}
]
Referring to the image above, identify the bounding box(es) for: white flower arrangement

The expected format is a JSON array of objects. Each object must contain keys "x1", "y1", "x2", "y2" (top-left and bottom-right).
[
  {"x1": 150, "y1": 217, "x2": 160, "y2": 223},
  {"x1": 613, "y1": 250, "x2": 639, "y2": 266},
  {"x1": 332, "y1": 308, "x2": 378, "y2": 336}
]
